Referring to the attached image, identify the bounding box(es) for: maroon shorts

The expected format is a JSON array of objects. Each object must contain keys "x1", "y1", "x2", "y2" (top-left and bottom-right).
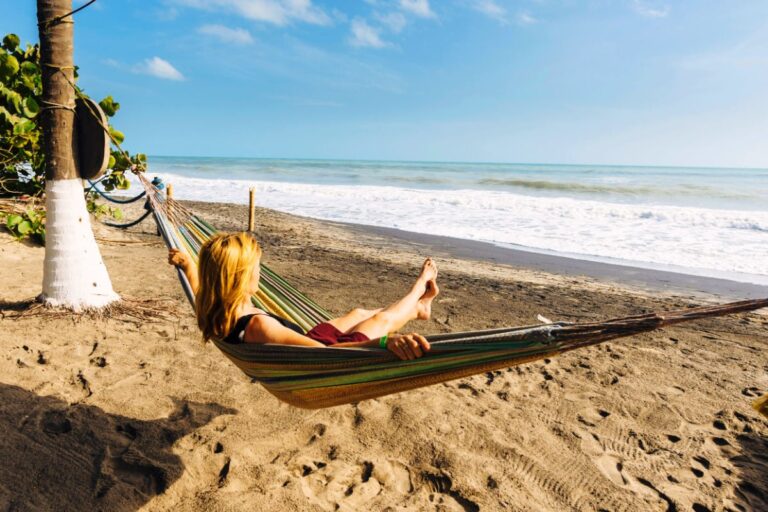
[{"x1": 306, "y1": 322, "x2": 369, "y2": 346}]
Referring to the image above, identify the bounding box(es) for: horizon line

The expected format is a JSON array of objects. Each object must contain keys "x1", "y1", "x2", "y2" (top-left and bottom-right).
[{"x1": 144, "y1": 154, "x2": 768, "y2": 172}]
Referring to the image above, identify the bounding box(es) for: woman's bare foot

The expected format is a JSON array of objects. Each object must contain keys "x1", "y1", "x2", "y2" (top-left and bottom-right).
[
  {"x1": 414, "y1": 258, "x2": 438, "y2": 289},
  {"x1": 416, "y1": 279, "x2": 439, "y2": 320}
]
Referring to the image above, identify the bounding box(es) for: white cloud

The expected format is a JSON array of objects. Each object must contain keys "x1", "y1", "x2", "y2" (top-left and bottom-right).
[
  {"x1": 198, "y1": 24, "x2": 254, "y2": 45},
  {"x1": 349, "y1": 18, "x2": 388, "y2": 48},
  {"x1": 516, "y1": 11, "x2": 536, "y2": 25},
  {"x1": 136, "y1": 57, "x2": 185, "y2": 81},
  {"x1": 471, "y1": 0, "x2": 507, "y2": 23},
  {"x1": 469, "y1": 2, "x2": 537, "y2": 26},
  {"x1": 174, "y1": 0, "x2": 330, "y2": 26},
  {"x1": 376, "y1": 11, "x2": 408, "y2": 33},
  {"x1": 632, "y1": 0, "x2": 669, "y2": 18},
  {"x1": 330, "y1": 8, "x2": 349, "y2": 23},
  {"x1": 399, "y1": 0, "x2": 434, "y2": 18}
]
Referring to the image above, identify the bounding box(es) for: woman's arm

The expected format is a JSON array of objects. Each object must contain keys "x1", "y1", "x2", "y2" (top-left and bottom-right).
[
  {"x1": 245, "y1": 314, "x2": 326, "y2": 347},
  {"x1": 168, "y1": 249, "x2": 199, "y2": 295},
  {"x1": 335, "y1": 333, "x2": 431, "y2": 360}
]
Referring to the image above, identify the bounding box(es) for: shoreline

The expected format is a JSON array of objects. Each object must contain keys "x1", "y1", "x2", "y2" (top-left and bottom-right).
[{"x1": 156, "y1": 197, "x2": 768, "y2": 302}]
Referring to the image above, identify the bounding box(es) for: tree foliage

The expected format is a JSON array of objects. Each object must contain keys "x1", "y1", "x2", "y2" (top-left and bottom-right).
[{"x1": 0, "y1": 32, "x2": 145, "y2": 241}]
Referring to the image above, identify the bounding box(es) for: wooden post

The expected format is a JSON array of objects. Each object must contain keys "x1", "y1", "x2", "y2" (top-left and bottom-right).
[
  {"x1": 248, "y1": 187, "x2": 255, "y2": 232},
  {"x1": 167, "y1": 183, "x2": 173, "y2": 199}
]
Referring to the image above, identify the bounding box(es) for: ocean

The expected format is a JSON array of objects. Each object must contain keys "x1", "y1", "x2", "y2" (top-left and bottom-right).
[{"x1": 139, "y1": 157, "x2": 768, "y2": 285}]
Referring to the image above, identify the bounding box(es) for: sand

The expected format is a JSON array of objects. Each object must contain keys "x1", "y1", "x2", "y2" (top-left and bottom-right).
[{"x1": 1, "y1": 200, "x2": 766, "y2": 512}]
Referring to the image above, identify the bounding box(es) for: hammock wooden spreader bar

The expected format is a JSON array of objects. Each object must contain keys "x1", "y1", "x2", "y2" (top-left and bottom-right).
[{"x1": 138, "y1": 174, "x2": 768, "y2": 409}]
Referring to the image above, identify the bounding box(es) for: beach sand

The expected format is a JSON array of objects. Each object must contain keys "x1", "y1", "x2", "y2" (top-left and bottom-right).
[{"x1": 1, "y1": 200, "x2": 766, "y2": 512}]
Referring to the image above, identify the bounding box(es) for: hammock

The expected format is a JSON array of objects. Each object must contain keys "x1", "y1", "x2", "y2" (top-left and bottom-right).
[{"x1": 137, "y1": 174, "x2": 768, "y2": 409}]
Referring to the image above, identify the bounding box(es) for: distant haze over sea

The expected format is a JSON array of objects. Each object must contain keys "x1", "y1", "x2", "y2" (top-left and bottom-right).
[{"x1": 137, "y1": 156, "x2": 768, "y2": 285}]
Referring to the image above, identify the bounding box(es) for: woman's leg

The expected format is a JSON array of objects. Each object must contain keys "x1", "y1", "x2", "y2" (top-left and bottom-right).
[
  {"x1": 348, "y1": 260, "x2": 439, "y2": 339},
  {"x1": 326, "y1": 308, "x2": 383, "y2": 333}
]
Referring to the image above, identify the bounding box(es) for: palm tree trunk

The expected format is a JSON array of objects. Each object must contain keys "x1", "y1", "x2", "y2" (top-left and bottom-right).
[{"x1": 37, "y1": 0, "x2": 118, "y2": 309}]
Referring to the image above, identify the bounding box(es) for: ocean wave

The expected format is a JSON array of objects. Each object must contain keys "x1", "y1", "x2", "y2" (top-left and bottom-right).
[
  {"x1": 476, "y1": 177, "x2": 756, "y2": 199},
  {"x1": 385, "y1": 175, "x2": 448, "y2": 185},
  {"x1": 477, "y1": 178, "x2": 655, "y2": 195}
]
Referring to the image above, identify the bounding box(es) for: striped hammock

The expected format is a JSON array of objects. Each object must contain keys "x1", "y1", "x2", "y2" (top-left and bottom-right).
[{"x1": 138, "y1": 174, "x2": 768, "y2": 409}]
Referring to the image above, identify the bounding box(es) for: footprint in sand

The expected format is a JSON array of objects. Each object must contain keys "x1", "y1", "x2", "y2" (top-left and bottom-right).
[
  {"x1": 90, "y1": 356, "x2": 107, "y2": 368},
  {"x1": 116, "y1": 423, "x2": 138, "y2": 440},
  {"x1": 94, "y1": 446, "x2": 169, "y2": 498},
  {"x1": 290, "y1": 457, "x2": 413, "y2": 510},
  {"x1": 307, "y1": 423, "x2": 326, "y2": 444},
  {"x1": 41, "y1": 409, "x2": 72, "y2": 435},
  {"x1": 577, "y1": 427, "x2": 628, "y2": 487},
  {"x1": 421, "y1": 471, "x2": 480, "y2": 512}
]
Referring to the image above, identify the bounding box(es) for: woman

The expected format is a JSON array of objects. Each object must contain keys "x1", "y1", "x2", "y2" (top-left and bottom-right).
[{"x1": 168, "y1": 232, "x2": 439, "y2": 360}]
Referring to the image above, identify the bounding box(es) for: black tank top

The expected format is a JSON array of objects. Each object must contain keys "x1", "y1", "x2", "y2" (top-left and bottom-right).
[{"x1": 223, "y1": 312, "x2": 304, "y2": 344}]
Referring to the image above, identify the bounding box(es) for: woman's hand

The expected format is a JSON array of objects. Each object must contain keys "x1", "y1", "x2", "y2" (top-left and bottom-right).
[
  {"x1": 168, "y1": 249, "x2": 191, "y2": 269},
  {"x1": 386, "y1": 333, "x2": 430, "y2": 360}
]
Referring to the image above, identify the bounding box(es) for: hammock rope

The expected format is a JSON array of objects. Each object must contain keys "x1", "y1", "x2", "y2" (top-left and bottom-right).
[{"x1": 137, "y1": 174, "x2": 768, "y2": 409}]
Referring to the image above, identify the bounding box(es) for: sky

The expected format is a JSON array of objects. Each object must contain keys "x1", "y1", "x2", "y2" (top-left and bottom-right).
[{"x1": 3, "y1": 0, "x2": 768, "y2": 168}]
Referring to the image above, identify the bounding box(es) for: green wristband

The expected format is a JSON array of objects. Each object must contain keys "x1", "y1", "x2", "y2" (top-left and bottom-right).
[{"x1": 379, "y1": 334, "x2": 388, "y2": 349}]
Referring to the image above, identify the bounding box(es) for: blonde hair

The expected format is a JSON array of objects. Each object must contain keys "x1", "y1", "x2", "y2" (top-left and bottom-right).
[{"x1": 195, "y1": 232, "x2": 262, "y2": 342}]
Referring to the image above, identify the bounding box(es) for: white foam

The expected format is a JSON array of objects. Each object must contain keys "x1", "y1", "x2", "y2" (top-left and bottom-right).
[{"x1": 143, "y1": 174, "x2": 768, "y2": 284}]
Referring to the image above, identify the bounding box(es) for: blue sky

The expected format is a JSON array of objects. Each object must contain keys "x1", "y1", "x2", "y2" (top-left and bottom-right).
[{"x1": 3, "y1": 0, "x2": 768, "y2": 167}]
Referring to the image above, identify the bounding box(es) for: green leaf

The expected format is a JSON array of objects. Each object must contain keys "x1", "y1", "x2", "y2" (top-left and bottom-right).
[
  {"x1": 0, "y1": 54, "x2": 19, "y2": 80},
  {"x1": 24, "y1": 43, "x2": 39, "y2": 61},
  {"x1": 6, "y1": 214, "x2": 22, "y2": 228},
  {"x1": 1, "y1": 84, "x2": 24, "y2": 114},
  {"x1": 99, "y1": 96, "x2": 120, "y2": 117},
  {"x1": 22, "y1": 97, "x2": 39, "y2": 118},
  {"x1": 16, "y1": 220, "x2": 32, "y2": 235},
  {"x1": 19, "y1": 75, "x2": 37, "y2": 94},
  {"x1": 113, "y1": 208, "x2": 124, "y2": 220},
  {"x1": 0, "y1": 105, "x2": 21, "y2": 124},
  {"x1": 25, "y1": 209, "x2": 41, "y2": 224},
  {"x1": 13, "y1": 119, "x2": 35, "y2": 135},
  {"x1": 2, "y1": 34, "x2": 20, "y2": 52},
  {"x1": 113, "y1": 152, "x2": 130, "y2": 169},
  {"x1": 108, "y1": 154, "x2": 116, "y2": 168},
  {"x1": 19, "y1": 61, "x2": 38, "y2": 77},
  {"x1": 109, "y1": 127, "x2": 124, "y2": 145}
]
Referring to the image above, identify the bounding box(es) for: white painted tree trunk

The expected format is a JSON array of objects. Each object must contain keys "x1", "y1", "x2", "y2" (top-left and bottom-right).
[{"x1": 40, "y1": 179, "x2": 119, "y2": 309}]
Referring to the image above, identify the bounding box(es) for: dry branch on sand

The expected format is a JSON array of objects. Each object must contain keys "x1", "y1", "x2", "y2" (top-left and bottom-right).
[{"x1": 0, "y1": 295, "x2": 183, "y2": 324}]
